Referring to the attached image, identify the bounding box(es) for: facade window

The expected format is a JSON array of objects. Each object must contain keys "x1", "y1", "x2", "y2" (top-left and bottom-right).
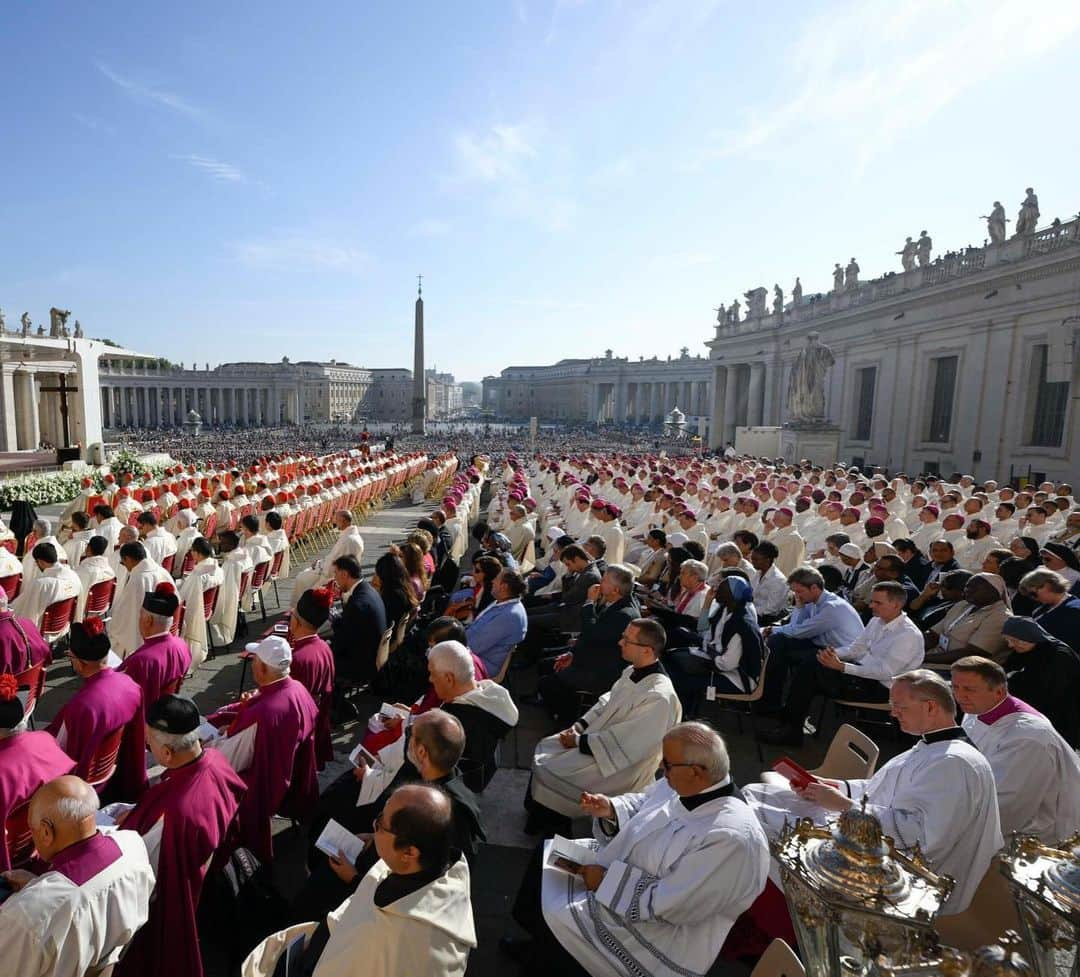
[
  {"x1": 852, "y1": 366, "x2": 876, "y2": 441},
  {"x1": 924, "y1": 355, "x2": 958, "y2": 443},
  {"x1": 1029, "y1": 344, "x2": 1069, "y2": 447}
]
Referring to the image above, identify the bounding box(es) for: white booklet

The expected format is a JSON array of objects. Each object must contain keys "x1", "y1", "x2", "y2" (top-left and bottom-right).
[
  {"x1": 546, "y1": 834, "x2": 599, "y2": 874},
  {"x1": 348, "y1": 741, "x2": 379, "y2": 769},
  {"x1": 96, "y1": 802, "x2": 135, "y2": 827},
  {"x1": 379, "y1": 702, "x2": 411, "y2": 722},
  {"x1": 314, "y1": 818, "x2": 367, "y2": 865},
  {"x1": 196, "y1": 719, "x2": 223, "y2": 743}
]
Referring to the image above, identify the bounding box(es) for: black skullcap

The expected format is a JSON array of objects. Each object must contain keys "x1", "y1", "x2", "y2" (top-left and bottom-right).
[
  {"x1": 147, "y1": 694, "x2": 200, "y2": 735},
  {"x1": 297, "y1": 586, "x2": 333, "y2": 628},
  {"x1": 69, "y1": 618, "x2": 111, "y2": 661},
  {"x1": 143, "y1": 582, "x2": 180, "y2": 617}
]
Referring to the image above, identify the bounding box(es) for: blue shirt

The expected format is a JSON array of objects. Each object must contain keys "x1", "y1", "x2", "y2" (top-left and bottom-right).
[
  {"x1": 465, "y1": 598, "x2": 528, "y2": 675},
  {"x1": 773, "y1": 589, "x2": 864, "y2": 648}
]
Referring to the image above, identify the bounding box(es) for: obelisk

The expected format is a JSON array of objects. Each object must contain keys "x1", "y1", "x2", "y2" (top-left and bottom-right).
[{"x1": 411, "y1": 276, "x2": 426, "y2": 434}]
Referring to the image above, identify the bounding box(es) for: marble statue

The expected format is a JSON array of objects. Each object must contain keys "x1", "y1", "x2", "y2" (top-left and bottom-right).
[
  {"x1": 792, "y1": 277, "x2": 803, "y2": 304},
  {"x1": 917, "y1": 230, "x2": 932, "y2": 267},
  {"x1": 73, "y1": 320, "x2": 83, "y2": 338},
  {"x1": 49, "y1": 307, "x2": 71, "y2": 338},
  {"x1": 0, "y1": 308, "x2": 5, "y2": 333},
  {"x1": 744, "y1": 287, "x2": 767, "y2": 319},
  {"x1": 897, "y1": 236, "x2": 917, "y2": 271},
  {"x1": 832, "y1": 263, "x2": 844, "y2": 292},
  {"x1": 728, "y1": 299, "x2": 741, "y2": 324},
  {"x1": 773, "y1": 284, "x2": 784, "y2": 315},
  {"x1": 713, "y1": 306, "x2": 724, "y2": 325},
  {"x1": 844, "y1": 258, "x2": 860, "y2": 289},
  {"x1": 36, "y1": 324, "x2": 44, "y2": 336},
  {"x1": 1015, "y1": 188, "x2": 1040, "y2": 236},
  {"x1": 980, "y1": 202, "x2": 1008, "y2": 244},
  {"x1": 20, "y1": 313, "x2": 31, "y2": 337},
  {"x1": 786, "y1": 332, "x2": 835, "y2": 424}
]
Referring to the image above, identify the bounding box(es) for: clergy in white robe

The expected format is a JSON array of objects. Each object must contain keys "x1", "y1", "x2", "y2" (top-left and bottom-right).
[
  {"x1": 92, "y1": 511, "x2": 125, "y2": 551},
  {"x1": 240, "y1": 520, "x2": 274, "y2": 612},
  {"x1": 528, "y1": 722, "x2": 769, "y2": 977},
  {"x1": 210, "y1": 534, "x2": 253, "y2": 647},
  {"x1": 531, "y1": 632, "x2": 682, "y2": 818},
  {"x1": 108, "y1": 546, "x2": 174, "y2": 659},
  {"x1": 74, "y1": 538, "x2": 116, "y2": 622},
  {"x1": 291, "y1": 512, "x2": 365, "y2": 606},
  {"x1": 62, "y1": 512, "x2": 95, "y2": 568},
  {"x1": 138, "y1": 518, "x2": 178, "y2": 569},
  {"x1": 20, "y1": 521, "x2": 68, "y2": 586},
  {"x1": 952, "y1": 656, "x2": 1080, "y2": 842},
  {"x1": 179, "y1": 538, "x2": 225, "y2": 669},
  {"x1": 769, "y1": 512, "x2": 807, "y2": 576},
  {"x1": 0, "y1": 776, "x2": 154, "y2": 977},
  {"x1": 264, "y1": 510, "x2": 291, "y2": 581},
  {"x1": 744, "y1": 670, "x2": 1001, "y2": 914},
  {"x1": 12, "y1": 544, "x2": 81, "y2": 629},
  {"x1": 0, "y1": 543, "x2": 22, "y2": 583}
]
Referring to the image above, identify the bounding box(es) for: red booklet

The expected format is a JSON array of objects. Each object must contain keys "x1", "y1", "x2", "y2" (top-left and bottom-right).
[{"x1": 772, "y1": 757, "x2": 819, "y2": 790}]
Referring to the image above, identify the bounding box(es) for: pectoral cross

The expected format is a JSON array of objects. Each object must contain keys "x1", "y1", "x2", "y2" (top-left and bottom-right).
[{"x1": 39, "y1": 373, "x2": 78, "y2": 446}]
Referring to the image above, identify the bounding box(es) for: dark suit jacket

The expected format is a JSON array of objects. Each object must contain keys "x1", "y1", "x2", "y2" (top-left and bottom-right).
[
  {"x1": 558, "y1": 562, "x2": 603, "y2": 632},
  {"x1": 332, "y1": 579, "x2": 388, "y2": 681},
  {"x1": 902, "y1": 554, "x2": 932, "y2": 590},
  {"x1": 567, "y1": 595, "x2": 641, "y2": 688}
]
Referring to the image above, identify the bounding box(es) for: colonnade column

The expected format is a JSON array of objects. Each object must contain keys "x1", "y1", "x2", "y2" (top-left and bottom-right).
[
  {"x1": 1, "y1": 367, "x2": 19, "y2": 450},
  {"x1": 747, "y1": 363, "x2": 765, "y2": 426},
  {"x1": 15, "y1": 371, "x2": 40, "y2": 449}
]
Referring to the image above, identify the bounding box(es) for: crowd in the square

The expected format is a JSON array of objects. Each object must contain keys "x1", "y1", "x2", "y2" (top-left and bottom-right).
[{"x1": 1, "y1": 439, "x2": 1078, "y2": 977}]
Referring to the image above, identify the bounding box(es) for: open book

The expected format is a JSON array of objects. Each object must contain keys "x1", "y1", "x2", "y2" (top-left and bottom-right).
[{"x1": 546, "y1": 835, "x2": 599, "y2": 875}]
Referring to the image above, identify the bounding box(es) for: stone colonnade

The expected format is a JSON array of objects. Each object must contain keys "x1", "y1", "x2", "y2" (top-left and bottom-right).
[
  {"x1": 99, "y1": 382, "x2": 302, "y2": 428},
  {"x1": 591, "y1": 377, "x2": 712, "y2": 424},
  {"x1": 710, "y1": 361, "x2": 773, "y2": 445}
]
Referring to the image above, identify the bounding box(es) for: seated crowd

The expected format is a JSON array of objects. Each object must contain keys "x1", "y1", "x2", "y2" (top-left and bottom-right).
[{"x1": 0, "y1": 446, "x2": 1078, "y2": 977}]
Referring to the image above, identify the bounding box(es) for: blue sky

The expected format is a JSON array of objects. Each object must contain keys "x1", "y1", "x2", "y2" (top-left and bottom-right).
[{"x1": 3, "y1": 0, "x2": 1080, "y2": 382}]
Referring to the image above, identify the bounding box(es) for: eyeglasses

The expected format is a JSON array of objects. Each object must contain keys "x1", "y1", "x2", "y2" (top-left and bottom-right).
[
  {"x1": 372, "y1": 812, "x2": 394, "y2": 835},
  {"x1": 619, "y1": 637, "x2": 651, "y2": 647},
  {"x1": 660, "y1": 758, "x2": 703, "y2": 772}
]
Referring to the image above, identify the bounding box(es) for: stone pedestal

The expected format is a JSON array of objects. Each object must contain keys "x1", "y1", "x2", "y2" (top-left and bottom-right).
[
  {"x1": 735, "y1": 426, "x2": 783, "y2": 458},
  {"x1": 780, "y1": 423, "x2": 841, "y2": 467}
]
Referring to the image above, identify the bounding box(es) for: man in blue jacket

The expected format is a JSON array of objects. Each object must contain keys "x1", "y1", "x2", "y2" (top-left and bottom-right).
[{"x1": 466, "y1": 568, "x2": 528, "y2": 677}]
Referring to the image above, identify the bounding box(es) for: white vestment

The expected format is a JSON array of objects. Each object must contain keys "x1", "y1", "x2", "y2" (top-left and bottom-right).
[
  {"x1": 292, "y1": 526, "x2": 365, "y2": 606},
  {"x1": 11, "y1": 564, "x2": 81, "y2": 628},
  {"x1": 531, "y1": 666, "x2": 682, "y2": 817},
  {"x1": 744, "y1": 732, "x2": 1002, "y2": 913},
  {"x1": 0, "y1": 828, "x2": 154, "y2": 977},
  {"x1": 542, "y1": 779, "x2": 770, "y2": 977},
  {"x1": 75, "y1": 556, "x2": 116, "y2": 621},
  {"x1": 771, "y1": 524, "x2": 807, "y2": 576},
  {"x1": 21, "y1": 535, "x2": 68, "y2": 585},
  {"x1": 63, "y1": 530, "x2": 95, "y2": 569},
  {"x1": 963, "y1": 709, "x2": 1080, "y2": 842},
  {"x1": 108, "y1": 559, "x2": 174, "y2": 658},
  {"x1": 141, "y1": 527, "x2": 178, "y2": 568},
  {"x1": 179, "y1": 558, "x2": 225, "y2": 668},
  {"x1": 0, "y1": 546, "x2": 22, "y2": 581},
  {"x1": 93, "y1": 517, "x2": 124, "y2": 551},
  {"x1": 210, "y1": 548, "x2": 253, "y2": 646},
  {"x1": 599, "y1": 520, "x2": 626, "y2": 565},
  {"x1": 266, "y1": 527, "x2": 291, "y2": 580}
]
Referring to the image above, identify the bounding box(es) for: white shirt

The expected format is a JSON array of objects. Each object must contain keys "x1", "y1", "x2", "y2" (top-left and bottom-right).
[
  {"x1": 0, "y1": 829, "x2": 154, "y2": 977},
  {"x1": 835, "y1": 612, "x2": 924, "y2": 688},
  {"x1": 75, "y1": 556, "x2": 116, "y2": 621},
  {"x1": 11, "y1": 564, "x2": 81, "y2": 628},
  {"x1": 750, "y1": 564, "x2": 789, "y2": 618}
]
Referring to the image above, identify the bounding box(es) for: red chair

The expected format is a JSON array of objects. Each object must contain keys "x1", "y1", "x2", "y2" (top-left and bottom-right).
[
  {"x1": 169, "y1": 603, "x2": 185, "y2": 636},
  {"x1": 235, "y1": 570, "x2": 253, "y2": 638},
  {"x1": 126, "y1": 512, "x2": 141, "y2": 528},
  {"x1": 202, "y1": 585, "x2": 220, "y2": 657},
  {"x1": 249, "y1": 561, "x2": 271, "y2": 620},
  {"x1": 0, "y1": 538, "x2": 16, "y2": 554},
  {"x1": 180, "y1": 551, "x2": 196, "y2": 576},
  {"x1": 160, "y1": 553, "x2": 175, "y2": 576},
  {"x1": 202, "y1": 513, "x2": 218, "y2": 539},
  {"x1": 20, "y1": 533, "x2": 39, "y2": 558},
  {"x1": 83, "y1": 578, "x2": 117, "y2": 618},
  {"x1": 40, "y1": 597, "x2": 78, "y2": 646},
  {"x1": 83, "y1": 726, "x2": 125, "y2": 791},
  {"x1": 4, "y1": 799, "x2": 34, "y2": 867},
  {"x1": 268, "y1": 549, "x2": 285, "y2": 608},
  {"x1": 0, "y1": 573, "x2": 21, "y2": 602},
  {"x1": 13, "y1": 661, "x2": 46, "y2": 728}
]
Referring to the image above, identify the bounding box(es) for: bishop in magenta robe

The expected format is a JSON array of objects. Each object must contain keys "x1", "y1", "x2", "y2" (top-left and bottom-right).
[{"x1": 289, "y1": 587, "x2": 337, "y2": 769}]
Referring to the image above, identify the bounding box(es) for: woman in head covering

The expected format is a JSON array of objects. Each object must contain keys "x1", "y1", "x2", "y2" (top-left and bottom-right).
[
  {"x1": 1002, "y1": 616, "x2": 1080, "y2": 747},
  {"x1": 1041, "y1": 542, "x2": 1080, "y2": 592},
  {"x1": 924, "y1": 571, "x2": 1012, "y2": 665},
  {"x1": 664, "y1": 576, "x2": 764, "y2": 716},
  {"x1": 1008, "y1": 536, "x2": 1042, "y2": 575}
]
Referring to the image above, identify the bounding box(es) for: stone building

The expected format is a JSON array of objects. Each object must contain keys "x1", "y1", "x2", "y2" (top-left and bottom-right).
[
  {"x1": 708, "y1": 204, "x2": 1080, "y2": 484},
  {"x1": 482, "y1": 348, "x2": 713, "y2": 425}
]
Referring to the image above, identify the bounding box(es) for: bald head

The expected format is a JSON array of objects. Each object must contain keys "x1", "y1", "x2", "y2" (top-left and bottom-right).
[
  {"x1": 376, "y1": 783, "x2": 455, "y2": 875},
  {"x1": 30, "y1": 775, "x2": 99, "y2": 861},
  {"x1": 409, "y1": 709, "x2": 466, "y2": 776}
]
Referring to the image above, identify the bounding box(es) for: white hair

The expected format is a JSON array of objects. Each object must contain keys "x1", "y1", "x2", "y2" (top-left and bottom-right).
[
  {"x1": 54, "y1": 785, "x2": 100, "y2": 822},
  {"x1": 665, "y1": 722, "x2": 730, "y2": 781},
  {"x1": 33, "y1": 517, "x2": 51, "y2": 536},
  {"x1": 148, "y1": 726, "x2": 200, "y2": 753},
  {"x1": 427, "y1": 640, "x2": 475, "y2": 683},
  {"x1": 0, "y1": 589, "x2": 8, "y2": 611},
  {"x1": 143, "y1": 610, "x2": 173, "y2": 631},
  {"x1": 680, "y1": 559, "x2": 709, "y2": 582}
]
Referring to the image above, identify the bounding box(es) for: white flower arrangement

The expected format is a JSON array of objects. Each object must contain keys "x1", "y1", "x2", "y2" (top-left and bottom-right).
[{"x1": 0, "y1": 457, "x2": 172, "y2": 511}]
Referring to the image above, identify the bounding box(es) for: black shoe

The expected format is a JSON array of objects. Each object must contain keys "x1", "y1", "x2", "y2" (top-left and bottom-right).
[
  {"x1": 757, "y1": 724, "x2": 804, "y2": 747},
  {"x1": 499, "y1": 934, "x2": 534, "y2": 962}
]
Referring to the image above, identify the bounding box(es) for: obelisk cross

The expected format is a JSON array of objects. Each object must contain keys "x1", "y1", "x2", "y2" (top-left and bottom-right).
[
  {"x1": 39, "y1": 373, "x2": 78, "y2": 446},
  {"x1": 417, "y1": 273, "x2": 423, "y2": 295}
]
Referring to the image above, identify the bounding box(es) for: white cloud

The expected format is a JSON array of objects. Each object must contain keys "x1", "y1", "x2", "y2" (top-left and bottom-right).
[
  {"x1": 231, "y1": 234, "x2": 370, "y2": 272},
  {"x1": 172, "y1": 154, "x2": 246, "y2": 183},
  {"x1": 449, "y1": 120, "x2": 576, "y2": 231},
  {"x1": 96, "y1": 61, "x2": 203, "y2": 119},
  {"x1": 695, "y1": 0, "x2": 1080, "y2": 173}
]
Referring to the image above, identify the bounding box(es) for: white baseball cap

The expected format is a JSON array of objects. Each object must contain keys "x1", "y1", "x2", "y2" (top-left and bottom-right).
[
  {"x1": 546, "y1": 526, "x2": 564, "y2": 541},
  {"x1": 839, "y1": 543, "x2": 863, "y2": 559},
  {"x1": 243, "y1": 635, "x2": 292, "y2": 669}
]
